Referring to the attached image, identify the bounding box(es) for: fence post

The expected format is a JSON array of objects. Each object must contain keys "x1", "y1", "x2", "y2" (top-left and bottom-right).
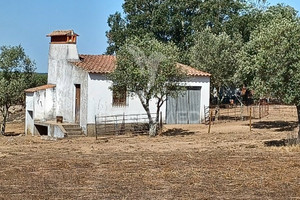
[
  {"x1": 240, "y1": 105, "x2": 244, "y2": 121},
  {"x1": 105, "y1": 116, "x2": 107, "y2": 134},
  {"x1": 114, "y1": 116, "x2": 116, "y2": 134},
  {"x1": 95, "y1": 115, "x2": 98, "y2": 140},
  {"x1": 208, "y1": 110, "x2": 213, "y2": 134},
  {"x1": 249, "y1": 107, "x2": 252, "y2": 132},
  {"x1": 259, "y1": 104, "x2": 261, "y2": 119},
  {"x1": 120, "y1": 113, "x2": 125, "y2": 135}
]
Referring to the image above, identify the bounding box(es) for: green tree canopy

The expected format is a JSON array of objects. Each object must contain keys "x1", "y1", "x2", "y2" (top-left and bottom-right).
[
  {"x1": 109, "y1": 36, "x2": 185, "y2": 136},
  {"x1": 0, "y1": 45, "x2": 36, "y2": 135},
  {"x1": 190, "y1": 29, "x2": 242, "y2": 104},
  {"x1": 236, "y1": 6, "x2": 300, "y2": 137},
  {"x1": 236, "y1": 4, "x2": 299, "y2": 93},
  {"x1": 106, "y1": 0, "x2": 248, "y2": 58},
  {"x1": 106, "y1": 12, "x2": 127, "y2": 55}
]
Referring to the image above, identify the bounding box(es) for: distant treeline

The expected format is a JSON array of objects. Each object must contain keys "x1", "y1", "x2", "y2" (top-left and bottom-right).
[{"x1": 32, "y1": 73, "x2": 48, "y2": 87}]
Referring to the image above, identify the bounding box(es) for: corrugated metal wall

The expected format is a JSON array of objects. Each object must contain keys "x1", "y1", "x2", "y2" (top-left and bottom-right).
[{"x1": 166, "y1": 87, "x2": 201, "y2": 124}]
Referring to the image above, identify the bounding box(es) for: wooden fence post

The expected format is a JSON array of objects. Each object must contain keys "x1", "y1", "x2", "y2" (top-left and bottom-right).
[
  {"x1": 95, "y1": 115, "x2": 98, "y2": 140},
  {"x1": 249, "y1": 107, "x2": 252, "y2": 132},
  {"x1": 208, "y1": 110, "x2": 213, "y2": 134},
  {"x1": 104, "y1": 116, "x2": 107, "y2": 134},
  {"x1": 120, "y1": 113, "x2": 125, "y2": 135},
  {"x1": 240, "y1": 105, "x2": 244, "y2": 121}
]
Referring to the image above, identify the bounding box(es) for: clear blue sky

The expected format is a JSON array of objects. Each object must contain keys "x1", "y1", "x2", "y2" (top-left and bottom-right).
[{"x1": 0, "y1": 0, "x2": 299, "y2": 73}]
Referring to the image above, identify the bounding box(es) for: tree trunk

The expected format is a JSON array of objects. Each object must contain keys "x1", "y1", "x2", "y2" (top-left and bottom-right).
[
  {"x1": 156, "y1": 99, "x2": 164, "y2": 126},
  {"x1": 297, "y1": 105, "x2": 300, "y2": 141},
  {"x1": 137, "y1": 94, "x2": 158, "y2": 137},
  {"x1": 214, "y1": 87, "x2": 223, "y2": 121},
  {"x1": 149, "y1": 122, "x2": 157, "y2": 137},
  {"x1": 215, "y1": 106, "x2": 220, "y2": 121},
  {"x1": 155, "y1": 99, "x2": 164, "y2": 135},
  {"x1": 143, "y1": 103, "x2": 157, "y2": 137},
  {"x1": 1, "y1": 105, "x2": 9, "y2": 135}
]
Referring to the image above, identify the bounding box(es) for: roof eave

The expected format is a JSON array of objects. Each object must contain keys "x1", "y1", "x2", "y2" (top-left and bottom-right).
[{"x1": 25, "y1": 84, "x2": 56, "y2": 93}]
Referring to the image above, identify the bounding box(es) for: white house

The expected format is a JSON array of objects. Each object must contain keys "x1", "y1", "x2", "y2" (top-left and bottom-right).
[{"x1": 25, "y1": 30, "x2": 211, "y2": 138}]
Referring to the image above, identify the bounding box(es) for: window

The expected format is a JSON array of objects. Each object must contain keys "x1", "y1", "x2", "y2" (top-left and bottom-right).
[{"x1": 112, "y1": 87, "x2": 127, "y2": 106}]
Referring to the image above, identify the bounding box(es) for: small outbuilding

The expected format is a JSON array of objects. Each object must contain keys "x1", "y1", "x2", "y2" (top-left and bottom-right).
[{"x1": 25, "y1": 30, "x2": 211, "y2": 138}]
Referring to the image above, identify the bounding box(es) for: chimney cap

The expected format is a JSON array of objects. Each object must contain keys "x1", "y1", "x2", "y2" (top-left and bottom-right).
[{"x1": 47, "y1": 30, "x2": 79, "y2": 37}]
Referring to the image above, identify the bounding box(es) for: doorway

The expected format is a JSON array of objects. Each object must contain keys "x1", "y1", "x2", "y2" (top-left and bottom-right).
[
  {"x1": 75, "y1": 84, "x2": 81, "y2": 124},
  {"x1": 166, "y1": 87, "x2": 201, "y2": 124}
]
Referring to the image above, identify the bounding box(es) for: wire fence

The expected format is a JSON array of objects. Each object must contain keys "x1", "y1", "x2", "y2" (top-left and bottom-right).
[
  {"x1": 95, "y1": 105, "x2": 298, "y2": 137},
  {"x1": 204, "y1": 104, "x2": 300, "y2": 125},
  {"x1": 205, "y1": 104, "x2": 270, "y2": 124},
  {"x1": 95, "y1": 113, "x2": 158, "y2": 138},
  {"x1": 268, "y1": 105, "x2": 298, "y2": 119}
]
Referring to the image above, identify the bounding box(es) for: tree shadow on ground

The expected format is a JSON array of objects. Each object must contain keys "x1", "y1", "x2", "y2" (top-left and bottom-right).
[
  {"x1": 161, "y1": 128, "x2": 195, "y2": 136},
  {"x1": 251, "y1": 121, "x2": 298, "y2": 132},
  {"x1": 264, "y1": 138, "x2": 299, "y2": 147},
  {"x1": 216, "y1": 116, "x2": 252, "y2": 121},
  {"x1": 3, "y1": 132, "x2": 22, "y2": 136},
  {"x1": 264, "y1": 139, "x2": 287, "y2": 147}
]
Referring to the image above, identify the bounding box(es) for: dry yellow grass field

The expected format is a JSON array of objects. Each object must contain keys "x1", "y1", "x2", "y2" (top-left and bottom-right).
[{"x1": 0, "y1": 105, "x2": 299, "y2": 199}]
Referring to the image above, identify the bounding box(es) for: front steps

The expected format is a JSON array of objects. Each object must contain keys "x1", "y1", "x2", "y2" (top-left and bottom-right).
[{"x1": 63, "y1": 124, "x2": 84, "y2": 137}]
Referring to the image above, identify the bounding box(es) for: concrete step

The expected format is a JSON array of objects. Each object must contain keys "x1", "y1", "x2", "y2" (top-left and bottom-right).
[
  {"x1": 63, "y1": 124, "x2": 84, "y2": 137},
  {"x1": 67, "y1": 130, "x2": 83, "y2": 135},
  {"x1": 63, "y1": 125, "x2": 81, "y2": 129},
  {"x1": 66, "y1": 134, "x2": 85, "y2": 137},
  {"x1": 64, "y1": 127, "x2": 82, "y2": 132}
]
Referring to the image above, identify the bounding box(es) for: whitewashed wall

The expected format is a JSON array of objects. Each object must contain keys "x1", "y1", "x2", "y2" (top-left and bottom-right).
[
  {"x1": 87, "y1": 74, "x2": 159, "y2": 124},
  {"x1": 51, "y1": 63, "x2": 88, "y2": 128},
  {"x1": 47, "y1": 43, "x2": 88, "y2": 131},
  {"x1": 48, "y1": 44, "x2": 79, "y2": 84},
  {"x1": 25, "y1": 93, "x2": 34, "y2": 135},
  {"x1": 33, "y1": 88, "x2": 56, "y2": 121},
  {"x1": 25, "y1": 87, "x2": 56, "y2": 135},
  {"x1": 86, "y1": 74, "x2": 210, "y2": 124}
]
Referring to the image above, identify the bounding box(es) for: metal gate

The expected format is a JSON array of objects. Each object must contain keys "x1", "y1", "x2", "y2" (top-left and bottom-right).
[{"x1": 166, "y1": 87, "x2": 201, "y2": 124}]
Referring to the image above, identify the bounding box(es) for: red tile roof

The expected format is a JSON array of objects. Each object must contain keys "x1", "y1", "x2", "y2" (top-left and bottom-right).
[
  {"x1": 71, "y1": 55, "x2": 116, "y2": 74},
  {"x1": 176, "y1": 63, "x2": 211, "y2": 77},
  {"x1": 70, "y1": 55, "x2": 210, "y2": 77},
  {"x1": 25, "y1": 84, "x2": 56, "y2": 93},
  {"x1": 47, "y1": 30, "x2": 79, "y2": 37}
]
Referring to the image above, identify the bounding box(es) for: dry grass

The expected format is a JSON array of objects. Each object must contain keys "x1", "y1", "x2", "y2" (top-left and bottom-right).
[{"x1": 0, "y1": 106, "x2": 300, "y2": 199}]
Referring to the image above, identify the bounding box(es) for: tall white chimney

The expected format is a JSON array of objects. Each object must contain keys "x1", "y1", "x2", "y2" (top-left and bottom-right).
[{"x1": 46, "y1": 30, "x2": 79, "y2": 84}]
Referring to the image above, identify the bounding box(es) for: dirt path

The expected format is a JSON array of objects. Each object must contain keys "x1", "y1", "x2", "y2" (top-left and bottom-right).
[{"x1": 0, "y1": 106, "x2": 299, "y2": 199}]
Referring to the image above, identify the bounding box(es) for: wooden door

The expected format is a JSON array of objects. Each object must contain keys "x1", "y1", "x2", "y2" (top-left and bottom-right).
[{"x1": 75, "y1": 84, "x2": 81, "y2": 124}]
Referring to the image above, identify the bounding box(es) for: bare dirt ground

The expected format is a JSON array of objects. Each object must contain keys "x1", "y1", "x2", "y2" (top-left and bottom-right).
[{"x1": 0, "y1": 106, "x2": 300, "y2": 199}]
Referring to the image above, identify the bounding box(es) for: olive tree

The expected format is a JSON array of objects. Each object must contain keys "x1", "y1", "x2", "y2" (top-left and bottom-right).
[
  {"x1": 190, "y1": 29, "x2": 242, "y2": 110},
  {"x1": 0, "y1": 45, "x2": 35, "y2": 135},
  {"x1": 109, "y1": 36, "x2": 185, "y2": 136},
  {"x1": 237, "y1": 9, "x2": 300, "y2": 139}
]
